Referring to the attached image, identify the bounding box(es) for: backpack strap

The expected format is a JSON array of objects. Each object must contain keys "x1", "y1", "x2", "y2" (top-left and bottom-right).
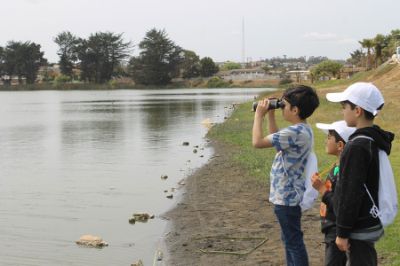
[
  {"x1": 350, "y1": 135, "x2": 374, "y2": 158},
  {"x1": 351, "y1": 135, "x2": 373, "y2": 142},
  {"x1": 364, "y1": 184, "x2": 380, "y2": 218}
]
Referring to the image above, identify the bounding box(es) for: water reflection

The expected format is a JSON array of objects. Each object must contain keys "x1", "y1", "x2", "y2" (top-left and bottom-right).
[
  {"x1": 0, "y1": 88, "x2": 272, "y2": 265},
  {"x1": 61, "y1": 120, "x2": 124, "y2": 146}
]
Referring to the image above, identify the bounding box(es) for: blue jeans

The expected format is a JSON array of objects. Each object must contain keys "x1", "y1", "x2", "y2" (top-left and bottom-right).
[{"x1": 274, "y1": 205, "x2": 309, "y2": 266}]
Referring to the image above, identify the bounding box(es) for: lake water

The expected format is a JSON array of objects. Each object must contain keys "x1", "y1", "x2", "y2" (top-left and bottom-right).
[{"x1": 0, "y1": 88, "x2": 271, "y2": 265}]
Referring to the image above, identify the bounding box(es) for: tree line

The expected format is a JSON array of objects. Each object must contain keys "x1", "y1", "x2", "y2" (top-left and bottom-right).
[
  {"x1": 309, "y1": 29, "x2": 400, "y2": 82},
  {"x1": 0, "y1": 28, "x2": 219, "y2": 85},
  {"x1": 348, "y1": 29, "x2": 400, "y2": 69},
  {"x1": 0, "y1": 42, "x2": 47, "y2": 85},
  {"x1": 1, "y1": 28, "x2": 399, "y2": 86}
]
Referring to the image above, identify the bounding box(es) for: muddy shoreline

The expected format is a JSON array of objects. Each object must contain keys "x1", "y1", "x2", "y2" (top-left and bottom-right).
[{"x1": 163, "y1": 140, "x2": 324, "y2": 265}]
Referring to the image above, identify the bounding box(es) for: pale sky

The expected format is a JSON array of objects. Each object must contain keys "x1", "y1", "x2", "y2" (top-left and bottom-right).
[{"x1": 1, "y1": 0, "x2": 399, "y2": 63}]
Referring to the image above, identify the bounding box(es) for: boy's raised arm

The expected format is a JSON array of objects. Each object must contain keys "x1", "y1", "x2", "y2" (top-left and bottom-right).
[
  {"x1": 267, "y1": 111, "x2": 278, "y2": 134},
  {"x1": 252, "y1": 113, "x2": 273, "y2": 148},
  {"x1": 252, "y1": 99, "x2": 275, "y2": 148}
]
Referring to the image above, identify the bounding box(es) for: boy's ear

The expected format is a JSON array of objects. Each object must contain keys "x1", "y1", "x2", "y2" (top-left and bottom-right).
[
  {"x1": 355, "y1": 106, "x2": 363, "y2": 118},
  {"x1": 337, "y1": 141, "x2": 345, "y2": 151},
  {"x1": 291, "y1": 105, "x2": 299, "y2": 115}
]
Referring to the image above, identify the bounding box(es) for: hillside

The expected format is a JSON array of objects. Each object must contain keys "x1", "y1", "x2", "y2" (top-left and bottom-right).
[
  {"x1": 203, "y1": 63, "x2": 400, "y2": 265},
  {"x1": 310, "y1": 63, "x2": 400, "y2": 265}
]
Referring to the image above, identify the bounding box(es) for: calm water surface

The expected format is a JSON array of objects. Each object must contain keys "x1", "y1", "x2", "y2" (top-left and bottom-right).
[{"x1": 0, "y1": 88, "x2": 272, "y2": 265}]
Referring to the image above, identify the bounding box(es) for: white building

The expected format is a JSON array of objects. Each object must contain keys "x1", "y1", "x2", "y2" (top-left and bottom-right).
[
  {"x1": 286, "y1": 70, "x2": 310, "y2": 82},
  {"x1": 219, "y1": 68, "x2": 279, "y2": 81}
]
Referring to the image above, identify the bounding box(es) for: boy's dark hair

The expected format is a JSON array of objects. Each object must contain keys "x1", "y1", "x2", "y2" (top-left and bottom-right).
[
  {"x1": 341, "y1": 100, "x2": 382, "y2": 121},
  {"x1": 282, "y1": 85, "x2": 320, "y2": 119},
  {"x1": 328, "y1": 130, "x2": 346, "y2": 144}
]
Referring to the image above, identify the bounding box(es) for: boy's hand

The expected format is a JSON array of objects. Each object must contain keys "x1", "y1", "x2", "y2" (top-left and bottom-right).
[
  {"x1": 336, "y1": 237, "x2": 350, "y2": 251},
  {"x1": 311, "y1": 173, "x2": 326, "y2": 194},
  {"x1": 255, "y1": 99, "x2": 273, "y2": 117},
  {"x1": 255, "y1": 99, "x2": 268, "y2": 117}
]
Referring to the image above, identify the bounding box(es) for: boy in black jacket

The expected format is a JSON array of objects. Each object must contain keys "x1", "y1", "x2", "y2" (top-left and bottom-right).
[
  {"x1": 311, "y1": 120, "x2": 355, "y2": 266},
  {"x1": 326, "y1": 82, "x2": 394, "y2": 266}
]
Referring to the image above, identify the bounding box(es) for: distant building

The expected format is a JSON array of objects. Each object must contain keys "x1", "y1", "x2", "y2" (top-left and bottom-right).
[
  {"x1": 219, "y1": 68, "x2": 280, "y2": 81},
  {"x1": 0, "y1": 75, "x2": 26, "y2": 85},
  {"x1": 339, "y1": 66, "x2": 366, "y2": 79},
  {"x1": 36, "y1": 64, "x2": 61, "y2": 83},
  {"x1": 286, "y1": 70, "x2": 310, "y2": 82}
]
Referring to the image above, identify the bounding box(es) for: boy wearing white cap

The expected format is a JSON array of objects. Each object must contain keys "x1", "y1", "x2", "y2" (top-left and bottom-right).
[
  {"x1": 326, "y1": 82, "x2": 394, "y2": 266},
  {"x1": 312, "y1": 121, "x2": 355, "y2": 266}
]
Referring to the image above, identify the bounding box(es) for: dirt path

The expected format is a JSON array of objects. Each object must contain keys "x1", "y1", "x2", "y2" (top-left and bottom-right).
[{"x1": 164, "y1": 140, "x2": 324, "y2": 265}]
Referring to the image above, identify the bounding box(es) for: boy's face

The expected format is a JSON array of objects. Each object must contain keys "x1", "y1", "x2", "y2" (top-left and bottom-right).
[
  {"x1": 326, "y1": 133, "x2": 342, "y2": 156},
  {"x1": 281, "y1": 98, "x2": 298, "y2": 121},
  {"x1": 341, "y1": 102, "x2": 357, "y2": 127}
]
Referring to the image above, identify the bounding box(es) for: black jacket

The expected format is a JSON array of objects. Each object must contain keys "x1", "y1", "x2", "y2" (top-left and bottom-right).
[{"x1": 333, "y1": 125, "x2": 394, "y2": 238}]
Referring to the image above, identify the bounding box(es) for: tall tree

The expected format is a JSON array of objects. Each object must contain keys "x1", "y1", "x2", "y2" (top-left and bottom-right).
[
  {"x1": 348, "y1": 49, "x2": 364, "y2": 67},
  {"x1": 359, "y1": 38, "x2": 374, "y2": 69},
  {"x1": 23, "y1": 42, "x2": 47, "y2": 84},
  {"x1": 54, "y1": 31, "x2": 79, "y2": 79},
  {"x1": 390, "y1": 29, "x2": 400, "y2": 49},
  {"x1": 0, "y1": 46, "x2": 4, "y2": 78},
  {"x1": 311, "y1": 60, "x2": 343, "y2": 81},
  {"x1": 129, "y1": 28, "x2": 183, "y2": 85},
  {"x1": 373, "y1": 34, "x2": 386, "y2": 67},
  {"x1": 76, "y1": 32, "x2": 132, "y2": 83},
  {"x1": 383, "y1": 29, "x2": 400, "y2": 60},
  {"x1": 2, "y1": 41, "x2": 46, "y2": 84},
  {"x1": 200, "y1": 57, "x2": 219, "y2": 77},
  {"x1": 181, "y1": 50, "x2": 200, "y2": 79},
  {"x1": 2, "y1": 41, "x2": 22, "y2": 84}
]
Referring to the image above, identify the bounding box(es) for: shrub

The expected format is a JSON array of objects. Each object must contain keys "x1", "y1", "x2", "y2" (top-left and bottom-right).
[
  {"x1": 54, "y1": 74, "x2": 72, "y2": 83},
  {"x1": 279, "y1": 78, "x2": 293, "y2": 85},
  {"x1": 206, "y1": 77, "x2": 230, "y2": 88}
]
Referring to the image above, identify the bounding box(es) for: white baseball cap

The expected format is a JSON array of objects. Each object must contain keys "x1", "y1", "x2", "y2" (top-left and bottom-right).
[
  {"x1": 316, "y1": 120, "x2": 356, "y2": 142},
  {"x1": 326, "y1": 82, "x2": 384, "y2": 115}
]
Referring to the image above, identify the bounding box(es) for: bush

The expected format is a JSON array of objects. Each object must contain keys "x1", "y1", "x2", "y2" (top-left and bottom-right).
[
  {"x1": 54, "y1": 74, "x2": 72, "y2": 83},
  {"x1": 108, "y1": 79, "x2": 117, "y2": 88},
  {"x1": 279, "y1": 78, "x2": 293, "y2": 85},
  {"x1": 206, "y1": 77, "x2": 230, "y2": 88}
]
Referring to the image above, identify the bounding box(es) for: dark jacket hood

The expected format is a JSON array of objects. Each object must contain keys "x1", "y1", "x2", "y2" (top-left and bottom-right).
[{"x1": 350, "y1": 125, "x2": 394, "y2": 155}]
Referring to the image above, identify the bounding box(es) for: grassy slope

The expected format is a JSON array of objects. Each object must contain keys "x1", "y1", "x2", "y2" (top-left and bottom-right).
[{"x1": 208, "y1": 63, "x2": 400, "y2": 265}]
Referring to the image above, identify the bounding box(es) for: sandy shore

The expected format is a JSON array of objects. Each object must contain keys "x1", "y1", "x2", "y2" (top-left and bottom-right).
[{"x1": 164, "y1": 140, "x2": 324, "y2": 265}]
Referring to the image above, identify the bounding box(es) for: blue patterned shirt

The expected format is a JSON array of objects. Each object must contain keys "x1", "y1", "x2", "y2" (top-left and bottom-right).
[{"x1": 266, "y1": 123, "x2": 313, "y2": 206}]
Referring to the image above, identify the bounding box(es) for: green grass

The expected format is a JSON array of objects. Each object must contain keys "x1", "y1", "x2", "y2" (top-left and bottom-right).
[
  {"x1": 207, "y1": 75, "x2": 400, "y2": 264},
  {"x1": 207, "y1": 96, "x2": 342, "y2": 184},
  {"x1": 208, "y1": 101, "x2": 278, "y2": 181},
  {"x1": 312, "y1": 63, "x2": 398, "y2": 90},
  {"x1": 373, "y1": 63, "x2": 398, "y2": 78}
]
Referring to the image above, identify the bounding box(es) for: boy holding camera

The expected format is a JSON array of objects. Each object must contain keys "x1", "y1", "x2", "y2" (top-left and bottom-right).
[
  {"x1": 252, "y1": 85, "x2": 320, "y2": 266},
  {"x1": 326, "y1": 82, "x2": 394, "y2": 266},
  {"x1": 311, "y1": 120, "x2": 355, "y2": 266}
]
